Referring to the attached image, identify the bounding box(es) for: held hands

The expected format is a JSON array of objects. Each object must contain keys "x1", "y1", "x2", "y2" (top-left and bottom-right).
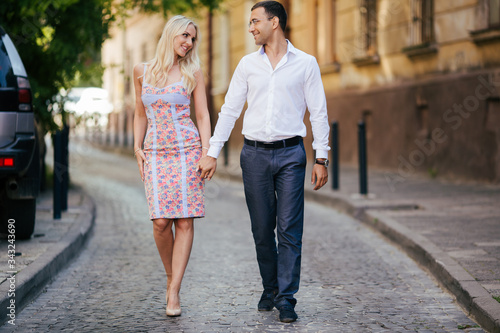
[
  {"x1": 311, "y1": 164, "x2": 328, "y2": 190},
  {"x1": 197, "y1": 156, "x2": 217, "y2": 181}
]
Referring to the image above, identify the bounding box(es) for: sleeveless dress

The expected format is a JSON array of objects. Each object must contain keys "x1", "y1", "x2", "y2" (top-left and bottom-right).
[{"x1": 141, "y1": 65, "x2": 205, "y2": 219}]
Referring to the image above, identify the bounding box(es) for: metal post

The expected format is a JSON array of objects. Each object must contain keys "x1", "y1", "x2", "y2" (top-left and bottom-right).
[
  {"x1": 224, "y1": 143, "x2": 229, "y2": 166},
  {"x1": 61, "y1": 125, "x2": 69, "y2": 211},
  {"x1": 53, "y1": 131, "x2": 62, "y2": 219},
  {"x1": 331, "y1": 121, "x2": 339, "y2": 190},
  {"x1": 358, "y1": 121, "x2": 368, "y2": 195}
]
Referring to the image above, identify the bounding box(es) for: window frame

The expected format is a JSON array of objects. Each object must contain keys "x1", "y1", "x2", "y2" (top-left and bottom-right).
[
  {"x1": 352, "y1": 0, "x2": 379, "y2": 66},
  {"x1": 488, "y1": 0, "x2": 500, "y2": 28},
  {"x1": 409, "y1": 0, "x2": 434, "y2": 46},
  {"x1": 359, "y1": 0, "x2": 377, "y2": 56}
]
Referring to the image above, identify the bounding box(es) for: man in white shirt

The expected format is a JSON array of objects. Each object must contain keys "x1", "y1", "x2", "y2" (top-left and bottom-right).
[{"x1": 199, "y1": 0, "x2": 330, "y2": 323}]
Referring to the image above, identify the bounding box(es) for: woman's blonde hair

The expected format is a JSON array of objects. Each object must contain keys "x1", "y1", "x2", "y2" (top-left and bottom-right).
[{"x1": 144, "y1": 15, "x2": 200, "y2": 94}]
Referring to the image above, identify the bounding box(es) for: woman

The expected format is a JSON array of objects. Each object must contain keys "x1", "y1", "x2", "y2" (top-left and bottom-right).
[{"x1": 133, "y1": 15, "x2": 213, "y2": 317}]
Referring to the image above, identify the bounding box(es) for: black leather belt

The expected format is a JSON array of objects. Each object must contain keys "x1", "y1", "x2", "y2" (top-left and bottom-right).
[{"x1": 244, "y1": 136, "x2": 302, "y2": 149}]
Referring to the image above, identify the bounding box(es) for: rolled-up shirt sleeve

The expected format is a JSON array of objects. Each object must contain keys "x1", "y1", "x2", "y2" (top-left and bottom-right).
[
  {"x1": 208, "y1": 58, "x2": 248, "y2": 159},
  {"x1": 304, "y1": 56, "x2": 330, "y2": 159}
]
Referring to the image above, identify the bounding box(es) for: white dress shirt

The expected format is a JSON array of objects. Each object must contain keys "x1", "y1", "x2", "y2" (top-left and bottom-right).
[{"x1": 208, "y1": 41, "x2": 330, "y2": 159}]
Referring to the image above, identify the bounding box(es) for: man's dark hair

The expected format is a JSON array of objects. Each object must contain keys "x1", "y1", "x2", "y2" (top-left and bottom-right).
[{"x1": 251, "y1": 1, "x2": 287, "y2": 33}]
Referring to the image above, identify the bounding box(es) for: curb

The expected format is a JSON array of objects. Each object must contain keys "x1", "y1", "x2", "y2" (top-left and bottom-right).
[
  {"x1": 0, "y1": 189, "x2": 96, "y2": 326},
  {"x1": 216, "y1": 170, "x2": 500, "y2": 333},
  {"x1": 359, "y1": 210, "x2": 500, "y2": 333}
]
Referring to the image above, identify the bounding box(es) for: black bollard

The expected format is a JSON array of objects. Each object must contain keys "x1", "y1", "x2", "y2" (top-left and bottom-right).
[
  {"x1": 61, "y1": 125, "x2": 69, "y2": 211},
  {"x1": 53, "y1": 131, "x2": 63, "y2": 219},
  {"x1": 331, "y1": 121, "x2": 339, "y2": 190},
  {"x1": 223, "y1": 142, "x2": 229, "y2": 166},
  {"x1": 358, "y1": 121, "x2": 368, "y2": 195}
]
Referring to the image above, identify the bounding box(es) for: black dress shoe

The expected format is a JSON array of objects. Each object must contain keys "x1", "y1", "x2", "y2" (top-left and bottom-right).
[
  {"x1": 278, "y1": 304, "x2": 298, "y2": 323},
  {"x1": 257, "y1": 290, "x2": 277, "y2": 311}
]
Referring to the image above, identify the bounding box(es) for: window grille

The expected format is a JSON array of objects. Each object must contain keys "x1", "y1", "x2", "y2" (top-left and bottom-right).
[
  {"x1": 359, "y1": 0, "x2": 377, "y2": 56},
  {"x1": 410, "y1": 0, "x2": 434, "y2": 45}
]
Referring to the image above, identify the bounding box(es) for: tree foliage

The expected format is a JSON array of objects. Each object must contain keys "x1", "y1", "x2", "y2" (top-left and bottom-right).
[
  {"x1": 127, "y1": 0, "x2": 220, "y2": 15},
  {"x1": 0, "y1": 0, "x2": 221, "y2": 133},
  {"x1": 0, "y1": 0, "x2": 114, "y2": 132}
]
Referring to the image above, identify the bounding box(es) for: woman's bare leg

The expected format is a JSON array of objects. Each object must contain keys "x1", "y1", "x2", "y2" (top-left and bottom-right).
[
  {"x1": 167, "y1": 218, "x2": 194, "y2": 311},
  {"x1": 152, "y1": 219, "x2": 174, "y2": 303}
]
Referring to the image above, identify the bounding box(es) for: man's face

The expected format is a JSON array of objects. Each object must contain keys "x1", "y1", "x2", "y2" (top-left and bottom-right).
[{"x1": 248, "y1": 7, "x2": 274, "y2": 45}]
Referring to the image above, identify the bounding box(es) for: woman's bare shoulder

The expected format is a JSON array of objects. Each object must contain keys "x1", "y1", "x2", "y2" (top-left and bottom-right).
[{"x1": 133, "y1": 63, "x2": 147, "y2": 76}]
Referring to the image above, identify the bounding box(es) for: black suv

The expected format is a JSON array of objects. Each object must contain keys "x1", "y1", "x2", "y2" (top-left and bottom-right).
[{"x1": 0, "y1": 26, "x2": 43, "y2": 239}]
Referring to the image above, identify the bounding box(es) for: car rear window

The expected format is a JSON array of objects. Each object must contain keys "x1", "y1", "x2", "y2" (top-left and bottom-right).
[
  {"x1": 0, "y1": 40, "x2": 15, "y2": 88},
  {"x1": 1, "y1": 31, "x2": 27, "y2": 88}
]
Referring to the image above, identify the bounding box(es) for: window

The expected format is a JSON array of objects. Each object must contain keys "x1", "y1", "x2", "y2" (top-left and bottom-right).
[
  {"x1": 410, "y1": 0, "x2": 434, "y2": 46},
  {"x1": 470, "y1": 0, "x2": 500, "y2": 44},
  {"x1": 490, "y1": 0, "x2": 500, "y2": 27},
  {"x1": 359, "y1": 0, "x2": 377, "y2": 56},
  {"x1": 352, "y1": 0, "x2": 379, "y2": 66}
]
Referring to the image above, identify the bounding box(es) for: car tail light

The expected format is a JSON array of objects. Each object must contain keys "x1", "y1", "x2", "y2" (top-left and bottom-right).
[
  {"x1": 17, "y1": 77, "x2": 32, "y2": 111},
  {"x1": 0, "y1": 157, "x2": 15, "y2": 167}
]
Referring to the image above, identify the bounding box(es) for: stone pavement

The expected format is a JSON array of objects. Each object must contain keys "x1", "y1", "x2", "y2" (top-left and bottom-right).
[
  {"x1": 215, "y1": 155, "x2": 500, "y2": 333},
  {"x1": 0, "y1": 137, "x2": 497, "y2": 331},
  {"x1": 0, "y1": 186, "x2": 95, "y2": 326},
  {"x1": 0, "y1": 140, "x2": 485, "y2": 332}
]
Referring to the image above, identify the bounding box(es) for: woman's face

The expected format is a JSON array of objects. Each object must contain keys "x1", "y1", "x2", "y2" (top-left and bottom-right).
[{"x1": 173, "y1": 23, "x2": 196, "y2": 59}]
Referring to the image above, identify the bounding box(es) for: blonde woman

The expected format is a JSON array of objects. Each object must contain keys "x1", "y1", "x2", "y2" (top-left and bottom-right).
[{"x1": 133, "y1": 15, "x2": 213, "y2": 317}]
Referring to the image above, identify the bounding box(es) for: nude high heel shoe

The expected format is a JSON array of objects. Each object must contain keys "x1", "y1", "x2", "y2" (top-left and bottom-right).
[
  {"x1": 166, "y1": 292, "x2": 181, "y2": 317},
  {"x1": 166, "y1": 307, "x2": 181, "y2": 317}
]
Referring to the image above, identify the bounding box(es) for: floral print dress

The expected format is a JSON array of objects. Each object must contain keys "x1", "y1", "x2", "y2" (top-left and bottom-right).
[{"x1": 141, "y1": 65, "x2": 204, "y2": 219}]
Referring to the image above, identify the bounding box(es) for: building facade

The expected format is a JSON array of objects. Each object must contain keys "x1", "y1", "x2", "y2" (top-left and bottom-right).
[{"x1": 102, "y1": 0, "x2": 500, "y2": 182}]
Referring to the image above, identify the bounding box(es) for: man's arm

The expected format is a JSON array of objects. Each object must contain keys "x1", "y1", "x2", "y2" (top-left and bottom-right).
[
  {"x1": 198, "y1": 58, "x2": 249, "y2": 179},
  {"x1": 207, "y1": 58, "x2": 249, "y2": 159},
  {"x1": 304, "y1": 56, "x2": 330, "y2": 190}
]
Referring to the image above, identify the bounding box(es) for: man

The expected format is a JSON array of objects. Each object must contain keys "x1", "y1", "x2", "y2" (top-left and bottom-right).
[{"x1": 199, "y1": 0, "x2": 330, "y2": 323}]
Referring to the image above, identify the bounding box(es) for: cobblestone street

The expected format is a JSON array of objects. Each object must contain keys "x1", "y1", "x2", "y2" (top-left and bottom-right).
[{"x1": 0, "y1": 141, "x2": 483, "y2": 332}]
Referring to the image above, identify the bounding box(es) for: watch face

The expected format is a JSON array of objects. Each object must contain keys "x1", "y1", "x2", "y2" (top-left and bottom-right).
[{"x1": 324, "y1": 160, "x2": 329, "y2": 167}]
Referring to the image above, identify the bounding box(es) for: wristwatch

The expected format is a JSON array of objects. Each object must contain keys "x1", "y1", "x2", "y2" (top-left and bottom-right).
[{"x1": 315, "y1": 158, "x2": 329, "y2": 167}]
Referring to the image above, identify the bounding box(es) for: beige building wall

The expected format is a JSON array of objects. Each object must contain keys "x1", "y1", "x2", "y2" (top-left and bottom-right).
[
  {"x1": 102, "y1": 10, "x2": 166, "y2": 147},
  {"x1": 102, "y1": 0, "x2": 500, "y2": 182},
  {"x1": 200, "y1": 0, "x2": 500, "y2": 182}
]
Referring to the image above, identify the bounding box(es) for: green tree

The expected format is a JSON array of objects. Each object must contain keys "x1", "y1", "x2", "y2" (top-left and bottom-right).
[
  {"x1": 0, "y1": 0, "x2": 114, "y2": 132},
  {"x1": 0, "y1": 0, "x2": 221, "y2": 133}
]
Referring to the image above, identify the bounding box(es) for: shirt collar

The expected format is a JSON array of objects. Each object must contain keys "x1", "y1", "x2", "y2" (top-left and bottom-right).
[{"x1": 259, "y1": 39, "x2": 296, "y2": 56}]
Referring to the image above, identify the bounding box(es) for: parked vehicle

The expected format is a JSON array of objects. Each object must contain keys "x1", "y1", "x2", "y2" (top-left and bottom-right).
[
  {"x1": 0, "y1": 26, "x2": 44, "y2": 239},
  {"x1": 64, "y1": 87, "x2": 113, "y2": 128}
]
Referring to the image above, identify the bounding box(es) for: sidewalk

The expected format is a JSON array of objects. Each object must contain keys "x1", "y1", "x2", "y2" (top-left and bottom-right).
[
  {"x1": 216, "y1": 158, "x2": 500, "y2": 333},
  {"x1": 0, "y1": 187, "x2": 95, "y2": 326}
]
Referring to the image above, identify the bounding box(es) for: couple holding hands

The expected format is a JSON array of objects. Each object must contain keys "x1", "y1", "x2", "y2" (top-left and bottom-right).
[{"x1": 133, "y1": 1, "x2": 329, "y2": 323}]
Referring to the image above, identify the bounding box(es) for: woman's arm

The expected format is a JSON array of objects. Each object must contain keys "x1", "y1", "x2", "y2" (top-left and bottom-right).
[
  {"x1": 133, "y1": 63, "x2": 148, "y2": 181},
  {"x1": 192, "y1": 69, "x2": 216, "y2": 180},
  {"x1": 192, "y1": 69, "x2": 211, "y2": 155}
]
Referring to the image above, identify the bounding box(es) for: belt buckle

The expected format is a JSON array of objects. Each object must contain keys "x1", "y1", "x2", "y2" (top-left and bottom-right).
[{"x1": 262, "y1": 141, "x2": 275, "y2": 148}]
